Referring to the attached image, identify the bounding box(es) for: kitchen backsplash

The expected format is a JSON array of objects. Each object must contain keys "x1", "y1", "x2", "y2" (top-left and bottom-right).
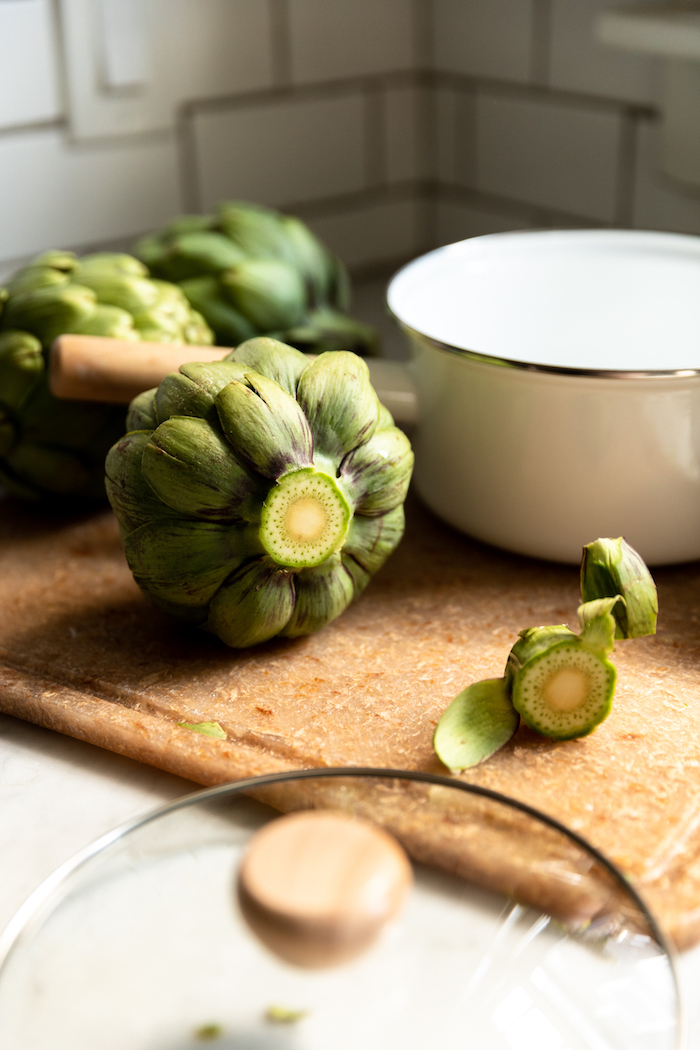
[{"x1": 1, "y1": 0, "x2": 699, "y2": 280}]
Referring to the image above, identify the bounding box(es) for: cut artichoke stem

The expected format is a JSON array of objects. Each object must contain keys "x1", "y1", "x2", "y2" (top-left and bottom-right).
[
  {"x1": 580, "y1": 536, "x2": 658, "y2": 639},
  {"x1": 512, "y1": 640, "x2": 616, "y2": 740},
  {"x1": 433, "y1": 677, "x2": 520, "y2": 772},
  {"x1": 260, "y1": 469, "x2": 351, "y2": 569}
]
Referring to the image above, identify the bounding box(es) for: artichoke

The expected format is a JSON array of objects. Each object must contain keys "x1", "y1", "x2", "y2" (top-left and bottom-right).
[
  {"x1": 0, "y1": 251, "x2": 213, "y2": 500},
  {"x1": 106, "y1": 338, "x2": 413, "y2": 647},
  {"x1": 135, "y1": 201, "x2": 377, "y2": 356}
]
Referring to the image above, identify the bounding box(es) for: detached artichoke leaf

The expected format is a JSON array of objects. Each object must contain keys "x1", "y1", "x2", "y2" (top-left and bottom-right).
[
  {"x1": 106, "y1": 431, "x2": 179, "y2": 535},
  {"x1": 3, "y1": 283, "x2": 97, "y2": 345},
  {"x1": 340, "y1": 425, "x2": 414, "y2": 515},
  {"x1": 220, "y1": 259, "x2": 306, "y2": 331},
  {"x1": 7, "y1": 441, "x2": 89, "y2": 496},
  {"x1": 580, "y1": 537, "x2": 658, "y2": 639},
  {"x1": 281, "y1": 555, "x2": 354, "y2": 638},
  {"x1": 126, "y1": 389, "x2": 158, "y2": 432},
  {"x1": 577, "y1": 597, "x2": 621, "y2": 656},
  {"x1": 142, "y1": 416, "x2": 268, "y2": 523},
  {"x1": 216, "y1": 372, "x2": 313, "y2": 479},
  {"x1": 126, "y1": 519, "x2": 256, "y2": 620},
  {"x1": 227, "y1": 337, "x2": 309, "y2": 396},
  {"x1": 208, "y1": 558, "x2": 296, "y2": 648},
  {"x1": 434, "y1": 678, "x2": 519, "y2": 772},
  {"x1": 178, "y1": 275, "x2": 257, "y2": 345},
  {"x1": 297, "y1": 351, "x2": 380, "y2": 463},
  {"x1": 341, "y1": 504, "x2": 405, "y2": 596},
  {"x1": 0, "y1": 331, "x2": 45, "y2": 411}
]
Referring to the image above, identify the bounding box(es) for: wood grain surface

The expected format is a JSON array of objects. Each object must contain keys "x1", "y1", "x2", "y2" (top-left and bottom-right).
[{"x1": 2, "y1": 494, "x2": 700, "y2": 948}]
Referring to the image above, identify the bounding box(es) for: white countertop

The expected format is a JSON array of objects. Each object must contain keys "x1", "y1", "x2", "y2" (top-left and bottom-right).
[{"x1": 2, "y1": 710, "x2": 700, "y2": 1047}]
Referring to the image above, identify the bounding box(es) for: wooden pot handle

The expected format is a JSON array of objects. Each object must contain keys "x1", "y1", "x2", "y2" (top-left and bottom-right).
[{"x1": 49, "y1": 333, "x2": 419, "y2": 425}]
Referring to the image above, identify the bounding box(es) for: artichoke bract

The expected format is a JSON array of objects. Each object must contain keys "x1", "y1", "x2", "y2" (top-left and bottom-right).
[
  {"x1": 0, "y1": 251, "x2": 213, "y2": 500},
  {"x1": 106, "y1": 338, "x2": 413, "y2": 647},
  {"x1": 135, "y1": 201, "x2": 378, "y2": 356}
]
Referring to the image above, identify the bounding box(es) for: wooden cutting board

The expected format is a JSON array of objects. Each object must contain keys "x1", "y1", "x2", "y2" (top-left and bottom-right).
[{"x1": 2, "y1": 493, "x2": 700, "y2": 948}]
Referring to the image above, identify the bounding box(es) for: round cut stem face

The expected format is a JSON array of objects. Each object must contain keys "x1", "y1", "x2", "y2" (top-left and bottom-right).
[
  {"x1": 260, "y1": 469, "x2": 351, "y2": 569},
  {"x1": 512, "y1": 641, "x2": 615, "y2": 740}
]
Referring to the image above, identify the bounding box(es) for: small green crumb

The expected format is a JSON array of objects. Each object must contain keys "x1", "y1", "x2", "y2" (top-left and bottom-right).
[
  {"x1": 194, "y1": 1022, "x2": 223, "y2": 1040},
  {"x1": 265, "y1": 1005, "x2": 308, "y2": 1024},
  {"x1": 178, "y1": 720, "x2": 226, "y2": 739}
]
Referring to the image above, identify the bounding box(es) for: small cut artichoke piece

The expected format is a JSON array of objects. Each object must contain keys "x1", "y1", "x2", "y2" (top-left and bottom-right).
[
  {"x1": 434, "y1": 678, "x2": 520, "y2": 772},
  {"x1": 108, "y1": 340, "x2": 412, "y2": 647},
  {"x1": 580, "y1": 536, "x2": 658, "y2": 639}
]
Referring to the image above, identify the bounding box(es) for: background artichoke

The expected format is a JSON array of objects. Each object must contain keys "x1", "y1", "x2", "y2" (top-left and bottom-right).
[
  {"x1": 135, "y1": 201, "x2": 379, "y2": 357},
  {"x1": 0, "y1": 251, "x2": 213, "y2": 500},
  {"x1": 106, "y1": 338, "x2": 413, "y2": 647}
]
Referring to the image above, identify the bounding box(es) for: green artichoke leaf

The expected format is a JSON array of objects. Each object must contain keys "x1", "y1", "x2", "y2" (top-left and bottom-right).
[
  {"x1": 341, "y1": 504, "x2": 405, "y2": 598},
  {"x1": 184, "y1": 309, "x2": 214, "y2": 346},
  {"x1": 327, "y1": 254, "x2": 352, "y2": 312},
  {"x1": 3, "y1": 284, "x2": 97, "y2": 345},
  {"x1": 72, "y1": 304, "x2": 139, "y2": 340},
  {"x1": 160, "y1": 231, "x2": 247, "y2": 281},
  {"x1": 227, "y1": 337, "x2": 309, "y2": 396},
  {"x1": 142, "y1": 416, "x2": 268, "y2": 523},
  {"x1": 340, "y1": 425, "x2": 414, "y2": 515},
  {"x1": 5, "y1": 265, "x2": 70, "y2": 296},
  {"x1": 126, "y1": 518, "x2": 257, "y2": 621},
  {"x1": 577, "y1": 596, "x2": 620, "y2": 656},
  {"x1": 0, "y1": 330, "x2": 45, "y2": 411},
  {"x1": 297, "y1": 351, "x2": 380, "y2": 464},
  {"x1": 105, "y1": 430, "x2": 178, "y2": 535},
  {"x1": 278, "y1": 216, "x2": 336, "y2": 305},
  {"x1": 216, "y1": 372, "x2": 313, "y2": 479},
  {"x1": 207, "y1": 557, "x2": 296, "y2": 647},
  {"x1": 216, "y1": 202, "x2": 292, "y2": 260},
  {"x1": 179, "y1": 275, "x2": 257, "y2": 345},
  {"x1": 580, "y1": 536, "x2": 658, "y2": 639},
  {"x1": 154, "y1": 361, "x2": 251, "y2": 425},
  {"x1": 6, "y1": 441, "x2": 90, "y2": 496},
  {"x1": 74, "y1": 253, "x2": 149, "y2": 279},
  {"x1": 434, "y1": 678, "x2": 520, "y2": 772},
  {"x1": 282, "y1": 307, "x2": 379, "y2": 357},
  {"x1": 72, "y1": 271, "x2": 159, "y2": 315},
  {"x1": 281, "y1": 554, "x2": 354, "y2": 638},
  {"x1": 220, "y1": 260, "x2": 307, "y2": 331},
  {"x1": 505, "y1": 624, "x2": 578, "y2": 682},
  {"x1": 29, "y1": 250, "x2": 77, "y2": 273},
  {"x1": 126, "y1": 389, "x2": 157, "y2": 432},
  {"x1": 133, "y1": 234, "x2": 169, "y2": 274}
]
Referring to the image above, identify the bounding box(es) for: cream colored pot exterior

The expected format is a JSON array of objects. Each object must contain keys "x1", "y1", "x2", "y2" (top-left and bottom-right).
[{"x1": 405, "y1": 336, "x2": 700, "y2": 565}]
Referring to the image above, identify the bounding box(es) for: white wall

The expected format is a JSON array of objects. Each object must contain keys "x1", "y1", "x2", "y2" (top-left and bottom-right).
[{"x1": 2, "y1": 0, "x2": 700, "y2": 280}]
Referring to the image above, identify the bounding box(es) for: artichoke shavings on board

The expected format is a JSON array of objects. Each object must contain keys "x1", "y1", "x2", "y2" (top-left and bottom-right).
[
  {"x1": 108, "y1": 339, "x2": 413, "y2": 648},
  {"x1": 177, "y1": 720, "x2": 227, "y2": 739},
  {"x1": 434, "y1": 537, "x2": 658, "y2": 771}
]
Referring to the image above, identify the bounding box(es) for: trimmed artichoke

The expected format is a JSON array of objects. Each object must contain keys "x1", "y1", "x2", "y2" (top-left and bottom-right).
[
  {"x1": 134, "y1": 201, "x2": 377, "y2": 356},
  {"x1": 0, "y1": 251, "x2": 213, "y2": 500},
  {"x1": 106, "y1": 338, "x2": 412, "y2": 647}
]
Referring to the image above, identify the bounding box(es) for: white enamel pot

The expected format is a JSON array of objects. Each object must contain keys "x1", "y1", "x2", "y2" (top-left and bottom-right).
[{"x1": 385, "y1": 229, "x2": 700, "y2": 566}]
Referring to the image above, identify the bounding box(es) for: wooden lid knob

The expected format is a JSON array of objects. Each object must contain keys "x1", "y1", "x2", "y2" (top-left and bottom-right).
[{"x1": 237, "y1": 810, "x2": 413, "y2": 969}]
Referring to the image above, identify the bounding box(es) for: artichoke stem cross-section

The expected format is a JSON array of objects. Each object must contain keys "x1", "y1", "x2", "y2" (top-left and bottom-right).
[{"x1": 260, "y1": 469, "x2": 351, "y2": 569}]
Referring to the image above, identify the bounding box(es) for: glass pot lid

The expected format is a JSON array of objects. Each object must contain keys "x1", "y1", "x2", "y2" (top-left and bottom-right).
[{"x1": 0, "y1": 768, "x2": 681, "y2": 1050}]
